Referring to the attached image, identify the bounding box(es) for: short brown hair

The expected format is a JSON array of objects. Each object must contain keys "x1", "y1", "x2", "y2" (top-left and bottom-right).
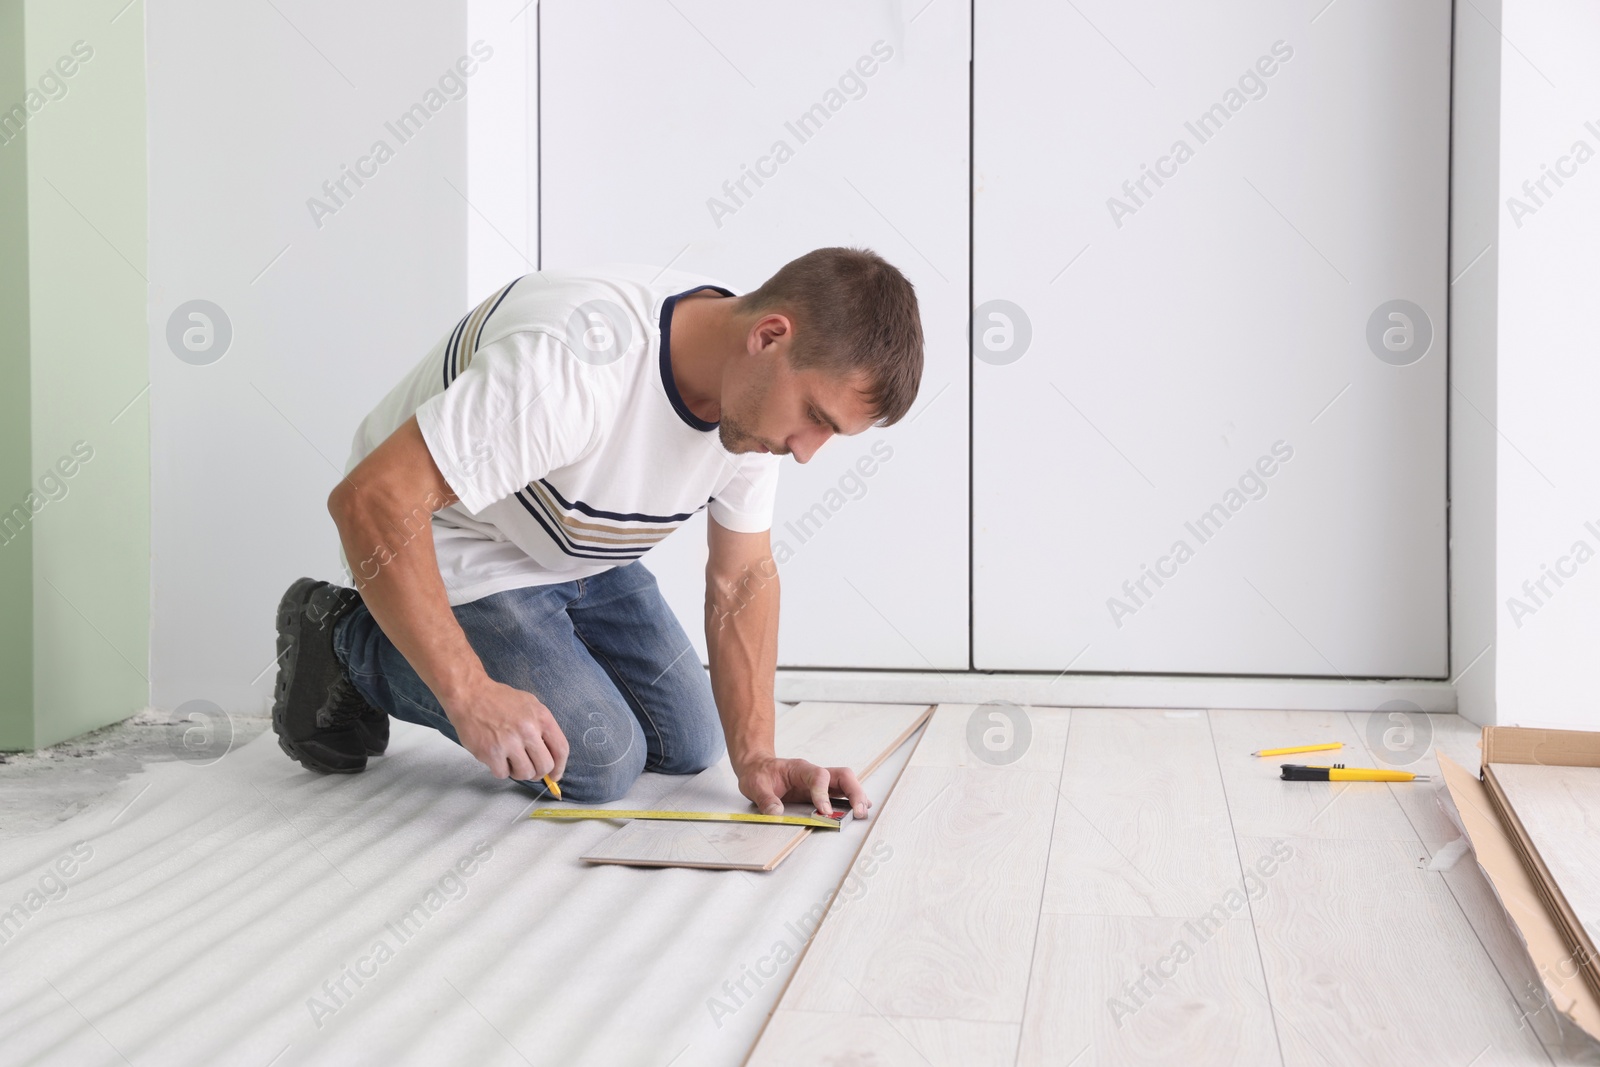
[{"x1": 736, "y1": 247, "x2": 923, "y2": 426}]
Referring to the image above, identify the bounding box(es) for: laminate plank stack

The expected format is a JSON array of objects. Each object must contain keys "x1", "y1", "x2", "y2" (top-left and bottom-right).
[
  {"x1": 1474, "y1": 727, "x2": 1600, "y2": 1007},
  {"x1": 1490, "y1": 764, "x2": 1600, "y2": 953},
  {"x1": 1438, "y1": 752, "x2": 1600, "y2": 1051}
]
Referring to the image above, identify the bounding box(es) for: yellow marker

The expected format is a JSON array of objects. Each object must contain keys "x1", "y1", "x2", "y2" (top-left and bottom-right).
[
  {"x1": 1252, "y1": 742, "x2": 1343, "y2": 758},
  {"x1": 542, "y1": 775, "x2": 562, "y2": 799}
]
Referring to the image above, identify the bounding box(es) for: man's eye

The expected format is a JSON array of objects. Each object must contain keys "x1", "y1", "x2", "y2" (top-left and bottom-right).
[{"x1": 809, "y1": 409, "x2": 825, "y2": 426}]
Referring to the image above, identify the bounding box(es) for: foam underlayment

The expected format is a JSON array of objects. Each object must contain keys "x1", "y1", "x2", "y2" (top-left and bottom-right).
[{"x1": 0, "y1": 718, "x2": 914, "y2": 1066}]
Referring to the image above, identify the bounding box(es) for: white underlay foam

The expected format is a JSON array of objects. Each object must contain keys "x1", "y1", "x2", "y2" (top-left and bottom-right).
[{"x1": 0, "y1": 718, "x2": 910, "y2": 1066}]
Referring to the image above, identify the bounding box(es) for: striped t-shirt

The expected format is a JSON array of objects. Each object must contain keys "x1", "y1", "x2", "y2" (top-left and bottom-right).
[{"x1": 340, "y1": 265, "x2": 781, "y2": 607}]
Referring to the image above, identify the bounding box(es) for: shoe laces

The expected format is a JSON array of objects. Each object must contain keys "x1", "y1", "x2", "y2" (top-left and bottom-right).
[{"x1": 318, "y1": 672, "x2": 374, "y2": 729}]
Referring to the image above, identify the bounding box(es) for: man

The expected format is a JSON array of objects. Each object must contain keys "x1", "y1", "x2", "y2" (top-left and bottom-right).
[{"x1": 270, "y1": 247, "x2": 923, "y2": 819}]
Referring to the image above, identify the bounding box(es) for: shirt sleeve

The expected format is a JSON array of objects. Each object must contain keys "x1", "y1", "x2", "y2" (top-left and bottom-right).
[
  {"x1": 414, "y1": 329, "x2": 602, "y2": 515},
  {"x1": 708, "y1": 451, "x2": 782, "y2": 533}
]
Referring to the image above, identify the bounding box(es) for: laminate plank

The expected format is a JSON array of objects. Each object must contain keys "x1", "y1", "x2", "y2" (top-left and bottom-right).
[
  {"x1": 746, "y1": 1009, "x2": 1018, "y2": 1067},
  {"x1": 773, "y1": 703, "x2": 937, "y2": 781},
  {"x1": 1240, "y1": 835, "x2": 1554, "y2": 1066},
  {"x1": 908, "y1": 703, "x2": 1070, "y2": 772},
  {"x1": 1016, "y1": 913, "x2": 1280, "y2": 1066},
  {"x1": 774, "y1": 762, "x2": 1060, "y2": 1022},
  {"x1": 1208, "y1": 709, "x2": 1418, "y2": 841},
  {"x1": 1043, "y1": 709, "x2": 1239, "y2": 918},
  {"x1": 1490, "y1": 763, "x2": 1600, "y2": 952},
  {"x1": 582, "y1": 702, "x2": 932, "y2": 871}
]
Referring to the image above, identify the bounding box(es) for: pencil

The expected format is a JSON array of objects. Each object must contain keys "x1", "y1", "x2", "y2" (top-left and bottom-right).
[
  {"x1": 543, "y1": 774, "x2": 562, "y2": 799},
  {"x1": 1252, "y1": 742, "x2": 1343, "y2": 758}
]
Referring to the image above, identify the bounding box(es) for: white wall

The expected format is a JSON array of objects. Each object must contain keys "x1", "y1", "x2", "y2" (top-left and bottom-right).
[
  {"x1": 147, "y1": 1, "x2": 491, "y2": 712},
  {"x1": 1452, "y1": 0, "x2": 1600, "y2": 729},
  {"x1": 1491, "y1": 0, "x2": 1600, "y2": 728}
]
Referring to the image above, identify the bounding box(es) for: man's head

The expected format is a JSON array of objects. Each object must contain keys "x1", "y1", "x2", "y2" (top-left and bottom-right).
[{"x1": 718, "y1": 247, "x2": 923, "y2": 463}]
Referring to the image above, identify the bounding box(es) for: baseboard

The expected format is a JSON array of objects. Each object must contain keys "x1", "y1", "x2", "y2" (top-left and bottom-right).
[{"x1": 773, "y1": 670, "x2": 1458, "y2": 713}]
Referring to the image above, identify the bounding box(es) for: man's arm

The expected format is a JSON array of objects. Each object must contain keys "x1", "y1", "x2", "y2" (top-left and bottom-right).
[
  {"x1": 704, "y1": 515, "x2": 869, "y2": 818},
  {"x1": 328, "y1": 415, "x2": 569, "y2": 783}
]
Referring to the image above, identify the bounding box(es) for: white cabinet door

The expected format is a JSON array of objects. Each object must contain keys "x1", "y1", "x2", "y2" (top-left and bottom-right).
[
  {"x1": 973, "y1": 0, "x2": 1450, "y2": 676},
  {"x1": 540, "y1": 1, "x2": 970, "y2": 668}
]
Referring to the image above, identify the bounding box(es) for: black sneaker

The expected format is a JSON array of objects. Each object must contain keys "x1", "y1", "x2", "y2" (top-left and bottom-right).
[
  {"x1": 320, "y1": 672, "x2": 390, "y2": 757},
  {"x1": 273, "y1": 578, "x2": 376, "y2": 773}
]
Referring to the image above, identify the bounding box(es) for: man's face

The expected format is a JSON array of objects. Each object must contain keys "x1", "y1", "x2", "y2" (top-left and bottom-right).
[{"x1": 718, "y1": 334, "x2": 876, "y2": 464}]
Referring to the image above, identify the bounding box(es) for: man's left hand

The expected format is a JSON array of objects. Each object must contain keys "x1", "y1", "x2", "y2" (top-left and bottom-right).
[{"x1": 736, "y1": 756, "x2": 871, "y2": 820}]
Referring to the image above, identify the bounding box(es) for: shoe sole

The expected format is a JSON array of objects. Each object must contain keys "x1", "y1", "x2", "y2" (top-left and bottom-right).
[{"x1": 273, "y1": 578, "x2": 367, "y2": 775}]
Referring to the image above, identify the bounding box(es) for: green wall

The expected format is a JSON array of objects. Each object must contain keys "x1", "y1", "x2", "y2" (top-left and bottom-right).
[
  {"x1": 1, "y1": 0, "x2": 148, "y2": 750},
  {"x1": 1, "y1": 0, "x2": 34, "y2": 750}
]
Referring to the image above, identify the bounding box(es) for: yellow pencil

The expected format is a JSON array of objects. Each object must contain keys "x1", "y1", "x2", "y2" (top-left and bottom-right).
[
  {"x1": 1252, "y1": 742, "x2": 1343, "y2": 758},
  {"x1": 543, "y1": 775, "x2": 562, "y2": 799}
]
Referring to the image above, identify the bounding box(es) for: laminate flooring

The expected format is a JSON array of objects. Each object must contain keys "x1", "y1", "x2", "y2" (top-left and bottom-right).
[
  {"x1": 745, "y1": 706, "x2": 1600, "y2": 1066},
  {"x1": 1490, "y1": 763, "x2": 1600, "y2": 953}
]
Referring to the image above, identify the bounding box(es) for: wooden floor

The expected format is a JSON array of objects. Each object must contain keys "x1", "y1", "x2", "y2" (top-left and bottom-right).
[{"x1": 746, "y1": 707, "x2": 1600, "y2": 1067}]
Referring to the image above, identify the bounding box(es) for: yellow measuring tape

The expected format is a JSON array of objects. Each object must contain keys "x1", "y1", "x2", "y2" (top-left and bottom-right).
[{"x1": 528, "y1": 808, "x2": 846, "y2": 831}]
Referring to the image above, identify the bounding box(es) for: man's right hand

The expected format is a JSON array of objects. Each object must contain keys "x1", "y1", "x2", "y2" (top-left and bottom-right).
[
  {"x1": 328, "y1": 416, "x2": 570, "y2": 786},
  {"x1": 443, "y1": 678, "x2": 570, "y2": 783}
]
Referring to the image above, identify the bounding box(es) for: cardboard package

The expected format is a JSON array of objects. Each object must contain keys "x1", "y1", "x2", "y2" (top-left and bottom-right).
[{"x1": 1438, "y1": 726, "x2": 1600, "y2": 1044}]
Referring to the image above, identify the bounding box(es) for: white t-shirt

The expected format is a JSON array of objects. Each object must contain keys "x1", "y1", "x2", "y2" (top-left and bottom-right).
[{"x1": 341, "y1": 265, "x2": 782, "y2": 607}]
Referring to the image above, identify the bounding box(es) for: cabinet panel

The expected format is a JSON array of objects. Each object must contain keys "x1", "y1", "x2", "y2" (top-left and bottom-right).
[
  {"x1": 973, "y1": 0, "x2": 1450, "y2": 676},
  {"x1": 541, "y1": 1, "x2": 970, "y2": 668}
]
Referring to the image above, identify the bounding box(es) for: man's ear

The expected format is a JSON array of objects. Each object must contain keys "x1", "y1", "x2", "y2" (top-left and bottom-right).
[{"x1": 750, "y1": 312, "x2": 792, "y2": 357}]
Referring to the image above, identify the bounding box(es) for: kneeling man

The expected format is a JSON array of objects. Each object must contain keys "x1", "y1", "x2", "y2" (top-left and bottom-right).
[{"x1": 270, "y1": 247, "x2": 923, "y2": 819}]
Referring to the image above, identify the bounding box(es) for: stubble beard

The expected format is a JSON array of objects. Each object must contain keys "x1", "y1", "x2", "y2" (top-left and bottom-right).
[{"x1": 718, "y1": 416, "x2": 756, "y2": 454}]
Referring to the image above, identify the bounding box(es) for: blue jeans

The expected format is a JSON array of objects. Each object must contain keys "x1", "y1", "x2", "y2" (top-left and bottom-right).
[{"x1": 331, "y1": 561, "x2": 724, "y2": 802}]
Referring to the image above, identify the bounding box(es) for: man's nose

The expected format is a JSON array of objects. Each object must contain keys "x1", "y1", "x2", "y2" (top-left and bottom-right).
[{"x1": 788, "y1": 427, "x2": 833, "y2": 464}]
